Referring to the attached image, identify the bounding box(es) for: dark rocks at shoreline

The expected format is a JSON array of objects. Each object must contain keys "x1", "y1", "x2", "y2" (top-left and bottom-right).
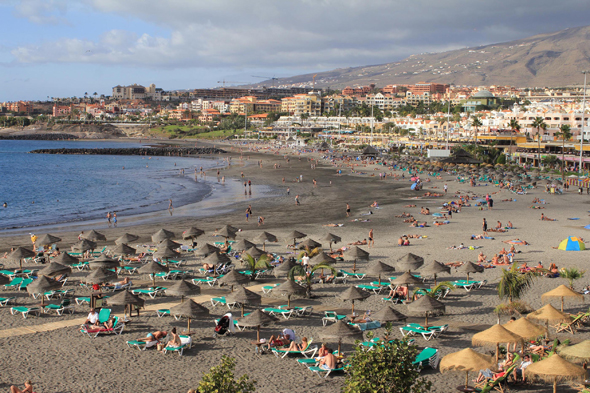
[
  {"x1": 28, "y1": 147, "x2": 226, "y2": 156},
  {"x1": 0, "y1": 133, "x2": 79, "y2": 141}
]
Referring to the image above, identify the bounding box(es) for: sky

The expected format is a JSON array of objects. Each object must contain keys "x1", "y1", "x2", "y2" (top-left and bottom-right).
[{"x1": 1, "y1": 0, "x2": 590, "y2": 102}]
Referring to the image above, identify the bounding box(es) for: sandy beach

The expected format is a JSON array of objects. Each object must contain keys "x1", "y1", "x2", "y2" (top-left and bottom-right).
[{"x1": 0, "y1": 141, "x2": 589, "y2": 393}]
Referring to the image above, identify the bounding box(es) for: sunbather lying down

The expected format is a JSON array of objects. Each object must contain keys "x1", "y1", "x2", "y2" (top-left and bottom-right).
[
  {"x1": 286, "y1": 337, "x2": 309, "y2": 351},
  {"x1": 138, "y1": 331, "x2": 168, "y2": 348},
  {"x1": 323, "y1": 223, "x2": 344, "y2": 227},
  {"x1": 264, "y1": 328, "x2": 296, "y2": 350}
]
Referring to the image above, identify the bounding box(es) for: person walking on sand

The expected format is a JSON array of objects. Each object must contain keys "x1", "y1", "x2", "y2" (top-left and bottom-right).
[
  {"x1": 113, "y1": 212, "x2": 118, "y2": 227},
  {"x1": 444, "y1": 183, "x2": 448, "y2": 194},
  {"x1": 106, "y1": 212, "x2": 112, "y2": 228},
  {"x1": 368, "y1": 229, "x2": 374, "y2": 247},
  {"x1": 295, "y1": 195, "x2": 300, "y2": 206},
  {"x1": 168, "y1": 199, "x2": 174, "y2": 215},
  {"x1": 246, "y1": 205, "x2": 252, "y2": 222},
  {"x1": 482, "y1": 218, "x2": 488, "y2": 235},
  {"x1": 346, "y1": 203, "x2": 351, "y2": 217},
  {"x1": 287, "y1": 187, "x2": 290, "y2": 196}
]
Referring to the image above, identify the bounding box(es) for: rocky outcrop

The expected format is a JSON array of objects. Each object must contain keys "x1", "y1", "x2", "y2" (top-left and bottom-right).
[{"x1": 29, "y1": 147, "x2": 225, "y2": 156}]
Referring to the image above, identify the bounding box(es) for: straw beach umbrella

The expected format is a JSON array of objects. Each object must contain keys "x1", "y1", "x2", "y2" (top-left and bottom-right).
[
  {"x1": 111, "y1": 243, "x2": 136, "y2": 256},
  {"x1": 232, "y1": 239, "x2": 256, "y2": 252},
  {"x1": 138, "y1": 261, "x2": 169, "y2": 287},
  {"x1": 366, "y1": 261, "x2": 395, "y2": 286},
  {"x1": 244, "y1": 246, "x2": 265, "y2": 260},
  {"x1": 89, "y1": 254, "x2": 119, "y2": 270},
  {"x1": 407, "y1": 295, "x2": 445, "y2": 328},
  {"x1": 320, "y1": 320, "x2": 363, "y2": 355},
  {"x1": 323, "y1": 233, "x2": 342, "y2": 252},
  {"x1": 503, "y1": 317, "x2": 546, "y2": 341},
  {"x1": 372, "y1": 306, "x2": 407, "y2": 324},
  {"x1": 396, "y1": 253, "x2": 424, "y2": 272},
  {"x1": 182, "y1": 227, "x2": 204, "y2": 240},
  {"x1": 217, "y1": 269, "x2": 249, "y2": 291},
  {"x1": 298, "y1": 238, "x2": 322, "y2": 250},
  {"x1": 344, "y1": 246, "x2": 370, "y2": 272},
  {"x1": 53, "y1": 252, "x2": 79, "y2": 265},
  {"x1": 152, "y1": 228, "x2": 175, "y2": 243},
  {"x1": 558, "y1": 340, "x2": 590, "y2": 362},
  {"x1": 165, "y1": 280, "x2": 200, "y2": 302},
  {"x1": 194, "y1": 243, "x2": 219, "y2": 257},
  {"x1": 203, "y1": 251, "x2": 231, "y2": 266},
  {"x1": 339, "y1": 286, "x2": 370, "y2": 315},
  {"x1": 472, "y1": 324, "x2": 521, "y2": 363},
  {"x1": 254, "y1": 232, "x2": 278, "y2": 251},
  {"x1": 8, "y1": 247, "x2": 36, "y2": 269},
  {"x1": 275, "y1": 279, "x2": 306, "y2": 308},
  {"x1": 226, "y1": 286, "x2": 262, "y2": 317},
  {"x1": 286, "y1": 230, "x2": 307, "y2": 246},
  {"x1": 527, "y1": 304, "x2": 571, "y2": 337},
  {"x1": 542, "y1": 285, "x2": 584, "y2": 312},
  {"x1": 107, "y1": 290, "x2": 144, "y2": 318},
  {"x1": 82, "y1": 230, "x2": 106, "y2": 242},
  {"x1": 85, "y1": 267, "x2": 117, "y2": 284},
  {"x1": 310, "y1": 252, "x2": 336, "y2": 265},
  {"x1": 35, "y1": 234, "x2": 62, "y2": 246},
  {"x1": 420, "y1": 260, "x2": 451, "y2": 286},
  {"x1": 391, "y1": 272, "x2": 422, "y2": 302},
  {"x1": 525, "y1": 354, "x2": 586, "y2": 393},
  {"x1": 440, "y1": 348, "x2": 494, "y2": 389},
  {"x1": 170, "y1": 299, "x2": 210, "y2": 334},
  {"x1": 153, "y1": 246, "x2": 181, "y2": 260},
  {"x1": 115, "y1": 233, "x2": 139, "y2": 245},
  {"x1": 273, "y1": 259, "x2": 298, "y2": 278},
  {"x1": 71, "y1": 239, "x2": 97, "y2": 253},
  {"x1": 216, "y1": 225, "x2": 237, "y2": 239},
  {"x1": 238, "y1": 309, "x2": 276, "y2": 342},
  {"x1": 457, "y1": 261, "x2": 484, "y2": 282},
  {"x1": 159, "y1": 239, "x2": 182, "y2": 249},
  {"x1": 38, "y1": 262, "x2": 71, "y2": 277},
  {"x1": 27, "y1": 275, "x2": 62, "y2": 306}
]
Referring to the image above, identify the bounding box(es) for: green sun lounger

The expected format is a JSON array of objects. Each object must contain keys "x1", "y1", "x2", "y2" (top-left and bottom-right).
[
  {"x1": 272, "y1": 339, "x2": 317, "y2": 358},
  {"x1": 0, "y1": 296, "x2": 16, "y2": 306},
  {"x1": 210, "y1": 296, "x2": 239, "y2": 309},
  {"x1": 339, "y1": 270, "x2": 364, "y2": 280},
  {"x1": 262, "y1": 307, "x2": 295, "y2": 319},
  {"x1": 356, "y1": 284, "x2": 384, "y2": 294},
  {"x1": 11, "y1": 306, "x2": 42, "y2": 318},
  {"x1": 192, "y1": 277, "x2": 218, "y2": 286},
  {"x1": 400, "y1": 325, "x2": 445, "y2": 341},
  {"x1": 262, "y1": 283, "x2": 280, "y2": 293},
  {"x1": 43, "y1": 298, "x2": 75, "y2": 315},
  {"x1": 308, "y1": 365, "x2": 346, "y2": 378},
  {"x1": 322, "y1": 311, "x2": 346, "y2": 326},
  {"x1": 132, "y1": 287, "x2": 166, "y2": 298},
  {"x1": 412, "y1": 347, "x2": 439, "y2": 369}
]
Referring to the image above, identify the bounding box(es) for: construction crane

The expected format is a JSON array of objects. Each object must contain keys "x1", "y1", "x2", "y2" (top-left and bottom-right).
[
  {"x1": 251, "y1": 76, "x2": 278, "y2": 88},
  {"x1": 217, "y1": 80, "x2": 249, "y2": 88}
]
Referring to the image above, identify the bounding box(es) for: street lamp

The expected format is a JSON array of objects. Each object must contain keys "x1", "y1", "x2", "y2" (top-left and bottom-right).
[{"x1": 579, "y1": 71, "x2": 588, "y2": 173}]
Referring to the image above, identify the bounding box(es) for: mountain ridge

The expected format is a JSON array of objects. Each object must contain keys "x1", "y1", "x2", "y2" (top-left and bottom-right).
[{"x1": 263, "y1": 25, "x2": 590, "y2": 89}]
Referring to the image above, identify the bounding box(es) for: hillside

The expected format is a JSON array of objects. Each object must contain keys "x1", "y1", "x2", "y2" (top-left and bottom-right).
[{"x1": 265, "y1": 25, "x2": 590, "y2": 88}]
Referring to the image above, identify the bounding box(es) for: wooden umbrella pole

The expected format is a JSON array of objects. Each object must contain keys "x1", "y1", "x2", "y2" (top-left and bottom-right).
[
  {"x1": 351, "y1": 300, "x2": 355, "y2": 315},
  {"x1": 553, "y1": 376, "x2": 557, "y2": 393},
  {"x1": 561, "y1": 297, "x2": 564, "y2": 312},
  {"x1": 465, "y1": 371, "x2": 469, "y2": 389},
  {"x1": 338, "y1": 338, "x2": 342, "y2": 356},
  {"x1": 495, "y1": 343, "x2": 499, "y2": 364},
  {"x1": 288, "y1": 294, "x2": 291, "y2": 309},
  {"x1": 242, "y1": 304, "x2": 245, "y2": 317},
  {"x1": 257, "y1": 325, "x2": 260, "y2": 342},
  {"x1": 187, "y1": 317, "x2": 191, "y2": 333},
  {"x1": 434, "y1": 273, "x2": 438, "y2": 286},
  {"x1": 353, "y1": 259, "x2": 357, "y2": 273}
]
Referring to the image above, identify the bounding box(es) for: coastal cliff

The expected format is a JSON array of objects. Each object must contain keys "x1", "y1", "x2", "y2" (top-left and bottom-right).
[{"x1": 29, "y1": 146, "x2": 225, "y2": 156}]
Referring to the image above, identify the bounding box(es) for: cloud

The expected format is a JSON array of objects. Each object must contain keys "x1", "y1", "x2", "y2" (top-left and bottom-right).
[
  {"x1": 8, "y1": 0, "x2": 590, "y2": 72},
  {"x1": 13, "y1": 0, "x2": 69, "y2": 25}
]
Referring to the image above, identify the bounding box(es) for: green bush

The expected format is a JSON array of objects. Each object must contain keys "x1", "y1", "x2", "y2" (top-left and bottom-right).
[{"x1": 196, "y1": 356, "x2": 256, "y2": 393}]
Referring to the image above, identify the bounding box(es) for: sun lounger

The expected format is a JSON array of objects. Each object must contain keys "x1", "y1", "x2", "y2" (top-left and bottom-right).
[
  {"x1": 21, "y1": 269, "x2": 38, "y2": 278},
  {"x1": 192, "y1": 277, "x2": 218, "y2": 286},
  {"x1": 262, "y1": 307, "x2": 295, "y2": 319},
  {"x1": 297, "y1": 358, "x2": 319, "y2": 366},
  {"x1": 210, "y1": 296, "x2": 239, "y2": 309},
  {"x1": 118, "y1": 266, "x2": 138, "y2": 275},
  {"x1": 262, "y1": 283, "x2": 280, "y2": 294},
  {"x1": 43, "y1": 298, "x2": 75, "y2": 315},
  {"x1": 308, "y1": 365, "x2": 346, "y2": 378},
  {"x1": 272, "y1": 339, "x2": 317, "y2": 358},
  {"x1": 17, "y1": 278, "x2": 33, "y2": 291},
  {"x1": 400, "y1": 325, "x2": 444, "y2": 341},
  {"x1": 0, "y1": 296, "x2": 16, "y2": 306},
  {"x1": 4, "y1": 277, "x2": 23, "y2": 290},
  {"x1": 75, "y1": 296, "x2": 110, "y2": 305},
  {"x1": 339, "y1": 270, "x2": 364, "y2": 280},
  {"x1": 322, "y1": 311, "x2": 347, "y2": 326},
  {"x1": 412, "y1": 347, "x2": 439, "y2": 369},
  {"x1": 80, "y1": 316, "x2": 124, "y2": 338},
  {"x1": 0, "y1": 270, "x2": 20, "y2": 279},
  {"x1": 165, "y1": 259, "x2": 185, "y2": 268},
  {"x1": 381, "y1": 296, "x2": 406, "y2": 304},
  {"x1": 156, "y1": 309, "x2": 171, "y2": 318},
  {"x1": 349, "y1": 320, "x2": 381, "y2": 331},
  {"x1": 554, "y1": 314, "x2": 584, "y2": 334},
  {"x1": 11, "y1": 306, "x2": 42, "y2": 318},
  {"x1": 355, "y1": 284, "x2": 385, "y2": 295},
  {"x1": 132, "y1": 287, "x2": 166, "y2": 299},
  {"x1": 126, "y1": 340, "x2": 153, "y2": 351},
  {"x1": 72, "y1": 261, "x2": 90, "y2": 271}
]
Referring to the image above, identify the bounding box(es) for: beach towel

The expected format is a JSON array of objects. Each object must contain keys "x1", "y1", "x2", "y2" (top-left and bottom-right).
[
  {"x1": 223, "y1": 312, "x2": 236, "y2": 333},
  {"x1": 567, "y1": 218, "x2": 580, "y2": 220}
]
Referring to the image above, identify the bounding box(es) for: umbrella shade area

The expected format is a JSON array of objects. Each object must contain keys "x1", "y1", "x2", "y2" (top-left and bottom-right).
[
  {"x1": 344, "y1": 246, "x2": 370, "y2": 260},
  {"x1": 218, "y1": 270, "x2": 250, "y2": 287},
  {"x1": 8, "y1": 247, "x2": 36, "y2": 261},
  {"x1": 557, "y1": 236, "x2": 586, "y2": 251},
  {"x1": 153, "y1": 247, "x2": 181, "y2": 259},
  {"x1": 171, "y1": 299, "x2": 210, "y2": 319},
  {"x1": 232, "y1": 239, "x2": 256, "y2": 252},
  {"x1": 26, "y1": 275, "x2": 62, "y2": 295},
  {"x1": 527, "y1": 304, "x2": 572, "y2": 324},
  {"x1": 243, "y1": 247, "x2": 265, "y2": 259},
  {"x1": 88, "y1": 255, "x2": 119, "y2": 269},
  {"x1": 502, "y1": 317, "x2": 546, "y2": 340},
  {"x1": 420, "y1": 260, "x2": 451, "y2": 276},
  {"x1": 159, "y1": 239, "x2": 182, "y2": 249},
  {"x1": 108, "y1": 290, "x2": 144, "y2": 307},
  {"x1": 203, "y1": 251, "x2": 232, "y2": 265},
  {"x1": 396, "y1": 253, "x2": 424, "y2": 271},
  {"x1": 310, "y1": 252, "x2": 336, "y2": 265},
  {"x1": 152, "y1": 229, "x2": 175, "y2": 243},
  {"x1": 371, "y1": 306, "x2": 407, "y2": 323},
  {"x1": 472, "y1": 324, "x2": 522, "y2": 362},
  {"x1": 82, "y1": 230, "x2": 107, "y2": 242},
  {"x1": 71, "y1": 239, "x2": 97, "y2": 252},
  {"x1": 35, "y1": 234, "x2": 62, "y2": 245},
  {"x1": 85, "y1": 268, "x2": 118, "y2": 284},
  {"x1": 254, "y1": 232, "x2": 278, "y2": 244},
  {"x1": 320, "y1": 320, "x2": 363, "y2": 354},
  {"x1": 111, "y1": 243, "x2": 137, "y2": 256},
  {"x1": 298, "y1": 238, "x2": 322, "y2": 249},
  {"x1": 525, "y1": 354, "x2": 586, "y2": 393},
  {"x1": 273, "y1": 260, "x2": 298, "y2": 277},
  {"x1": 216, "y1": 225, "x2": 237, "y2": 239},
  {"x1": 542, "y1": 285, "x2": 584, "y2": 312},
  {"x1": 115, "y1": 233, "x2": 140, "y2": 245}
]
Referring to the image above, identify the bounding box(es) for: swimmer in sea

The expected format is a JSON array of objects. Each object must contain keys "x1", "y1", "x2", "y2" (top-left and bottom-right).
[{"x1": 2, "y1": 202, "x2": 6, "y2": 208}]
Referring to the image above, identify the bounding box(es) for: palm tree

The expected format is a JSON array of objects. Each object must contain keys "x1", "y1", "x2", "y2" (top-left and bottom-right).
[
  {"x1": 555, "y1": 124, "x2": 572, "y2": 179},
  {"x1": 497, "y1": 264, "x2": 537, "y2": 304},
  {"x1": 414, "y1": 281, "x2": 454, "y2": 300},
  {"x1": 559, "y1": 267, "x2": 585, "y2": 289},
  {"x1": 471, "y1": 116, "x2": 482, "y2": 144},
  {"x1": 508, "y1": 119, "x2": 520, "y2": 159},
  {"x1": 532, "y1": 117, "x2": 547, "y2": 168},
  {"x1": 241, "y1": 253, "x2": 271, "y2": 281},
  {"x1": 288, "y1": 263, "x2": 336, "y2": 298}
]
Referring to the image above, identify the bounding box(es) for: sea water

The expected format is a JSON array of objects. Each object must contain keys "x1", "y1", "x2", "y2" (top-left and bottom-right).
[{"x1": 0, "y1": 140, "x2": 222, "y2": 230}]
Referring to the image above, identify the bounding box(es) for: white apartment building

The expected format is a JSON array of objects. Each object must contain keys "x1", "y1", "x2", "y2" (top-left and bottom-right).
[{"x1": 112, "y1": 84, "x2": 162, "y2": 100}]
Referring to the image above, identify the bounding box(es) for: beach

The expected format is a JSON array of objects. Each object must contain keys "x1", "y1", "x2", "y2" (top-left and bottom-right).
[{"x1": 0, "y1": 141, "x2": 589, "y2": 393}]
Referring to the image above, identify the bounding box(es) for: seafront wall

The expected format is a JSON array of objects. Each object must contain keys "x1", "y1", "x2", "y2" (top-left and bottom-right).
[
  {"x1": 28, "y1": 147, "x2": 226, "y2": 156},
  {"x1": 0, "y1": 133, "x2": 79, "y2": 140}
]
